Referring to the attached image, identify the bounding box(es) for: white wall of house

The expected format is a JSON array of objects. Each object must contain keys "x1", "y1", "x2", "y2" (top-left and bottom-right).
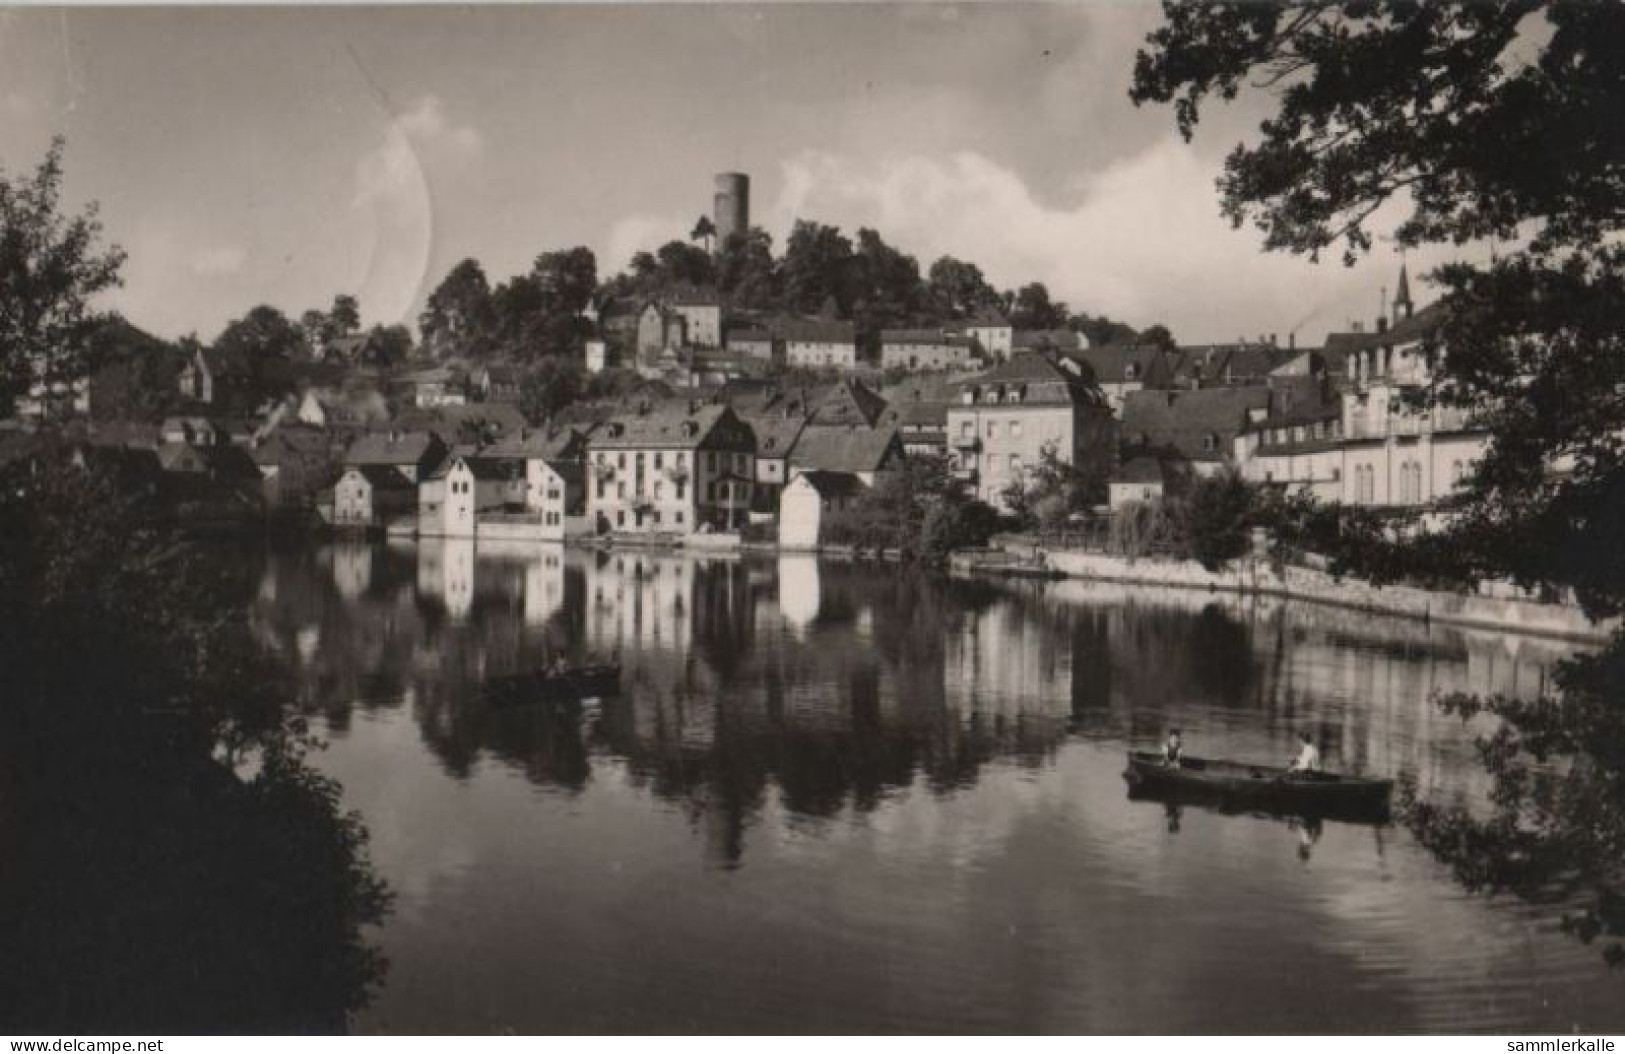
[
  {"x1": 779, "y1": 475, "x2": 826, "y2": 550},
  {"x1": 334, "y1": 470, "x2": 374, "y2": 524},
  {"x1": 786, "y1": 341, "x2": 856, "y2": 369}
]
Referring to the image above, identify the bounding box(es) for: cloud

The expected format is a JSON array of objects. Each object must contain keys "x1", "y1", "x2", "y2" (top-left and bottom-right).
[
  {"x1": 764, "y1": 146, "x2": 1461, "y2": 344},
  {"x1": 349, "y1": 94, "x2": 484, "y2": 326},
  {"x1": 190, "y1": 244, "x2": 246, "y2": 277},
  {"x1": 603, "y1": 212, "x2": 691, "y2": 274}
]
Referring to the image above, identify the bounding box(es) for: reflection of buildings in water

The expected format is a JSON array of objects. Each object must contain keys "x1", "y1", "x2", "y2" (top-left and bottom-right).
[
  {"x1": 1035, "y1": 576, "x2": 1574, "y2": 802},
  {"x1": 777, "y1": 554, "x2": 820, "y2": 634},
  {"x1": 583, "y1": 552, "x2": 695, "y2": 659},
  {"x1": 946, "y1": 600, "x2": 1071, "y2": 719},
  {"x1": 523, "y1": 546, "x2": 566, "y2": 627},
  {"x1": 331, "y1": 543, "x2": 372, "y2": 601},
  {"x1": 295, "y1": 623, "x2": 321, "y2": 667},
  {"x1": 417, "y1": 538, "x2": 476, "y2": 623}
]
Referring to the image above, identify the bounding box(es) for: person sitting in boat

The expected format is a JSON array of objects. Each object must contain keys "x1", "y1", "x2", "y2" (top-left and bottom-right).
[
  {"x1": 1287, "y1": 731, "x2": 1321, "y2": 775},
  {"x1": 1161, "y1": 729, "x2": 1184, "y2": 767},
  {"x1": 550, "y1": 655, "x2": 569, "y2": 676}
]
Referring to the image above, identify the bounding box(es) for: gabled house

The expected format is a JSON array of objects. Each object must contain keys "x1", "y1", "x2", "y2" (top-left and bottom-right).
[
  {"x1": 787, "y1": 424, "x2": 906, "y2": 486},
  {"x1": 1072, "y1": 345, "x2": 1177, "y2": 413},
  {"x1": 947, "y1": 352, "x2": 1116, "y2": 509},
  {"x1": 723, "y1": 323, "x2": 776, "y2": 361},
  {"x1": 782, "y1": 320, "x2": 858, "y2": 370},
  {"x1": 1119, "y1": 386, "x2": 1273, "y2": 476},
  {"x1": 334, "y1": 464, "x2": 417, "y2": 526},
  {"x1": 964, "y1": 312, "x2": 1013, "y2": 359},
  {"x1": 253, "y1": 425, "x2": 335, "y2": 508},
  {"x1": 879, "y1": 329, "x2": 981, "y2": 373},
  {"x1": 779, "y1": 470, "x2": 867, "y2": 550},
  {"x1": 418, "y1": 454, "x2": 516, "y2": 538},
  {"x1": 343, "y1": 430, "x2": 448, "y2": 483},
  {"x1": 808, "y1": 378, "x2": 888, "y2": 429},
  {"x1": 481, "y1": 426, "x2": 588, "y2": 541},
  {"x1": 585, "y1": 403, "x2": 757, "y2": 534},
  {"x1": 176, "y1": 346, "x2": 249, "y2": 406}
]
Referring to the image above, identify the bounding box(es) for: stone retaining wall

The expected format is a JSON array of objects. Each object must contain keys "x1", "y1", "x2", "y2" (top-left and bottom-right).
[{"x1": 1019, "y1": 551, "x2": 1614, "y2": 644}]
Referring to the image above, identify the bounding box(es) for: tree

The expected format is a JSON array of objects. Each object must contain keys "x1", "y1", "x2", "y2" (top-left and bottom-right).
[
  {"x1": 1139, "y1": 323, "x2": 1177, "y2": 353},
  {"x1": 1132, "y1": 3, "x2": 1625, "y2": 605},
  {"x1": 1133, "y1": 0, "x2": 1625, "y2": 965},
  {"x1": 781, "y1": 220, "x2": 855, "y2": 317},
  {"x1": 1000, "y1": 442, "x2": 1106, "y2": 531},
  {"x1": 690, "y1": 214, "x2": 717, "y2": 254},
  {"x1": 362, "y1": 323, "x2": 412, "y2": 368},
  {"x1": 214, "y1": 305, "x2": 304, "y2": 407},
  {"x1": 1009, "y1": 282, "x2": 1068, "y2": 331},
  {"x1": 0, "y1": 138, "x2": 126, "y2": 419},
  {"x1": 715, "y1": 228, "x2": 779, "y2": 310},
  {"x1": 653, "y1": 240, "x2": 716, "y2": 290},
  {"x1": 1072, "y1": 313, "x2": 1140, "y2": 348},
  {"x1": 1180, "y1": 470, "x2": 1258, "y2": 571},
  {"x1": 848, "y1": 228, "x2": 927, "y2": 352},
  {"x1": 328, "y1": 294, "x2": 361, "y2": 340},
  {"x1": 418, "y1": 258, "x2": 494, "y2": 359},
  {"x1": 0, "y1": 451, "x2": 389, "y2": 1030},
  {"x1": 518, "y1": 358, "x2": 584, "y2": 425},
  {"x1": 532, "y1": 247, "x2": 597, "y2": 318},
  {"x1": 926, "y1": 256, "x2": 1001, "y2": 320}
]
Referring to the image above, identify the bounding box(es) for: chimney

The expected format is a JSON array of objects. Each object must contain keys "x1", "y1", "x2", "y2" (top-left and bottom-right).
[
  {"x1": 1270, "y1": 332, "x2": 1278, "y2": 347},
  {"x1": 1376, "y1": 316, "x2": 1389, "y2": 334},
  {"x1": 1289, "y1": 333, "x2": 1296, "y2": 350}
]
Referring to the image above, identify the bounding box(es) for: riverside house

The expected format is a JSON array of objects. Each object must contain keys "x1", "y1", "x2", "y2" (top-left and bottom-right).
[
  {"x1": 946, "y1": 352, "x2": 1116, "y2": 511},
  {"x1": 586, "y1": 403, "x2": 757, "y2": 535}
]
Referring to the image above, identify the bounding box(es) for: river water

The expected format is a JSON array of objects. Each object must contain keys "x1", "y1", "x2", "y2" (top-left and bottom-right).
[{"x1": 250, "y1": 540, "x2": 1622, "y2": 1034}]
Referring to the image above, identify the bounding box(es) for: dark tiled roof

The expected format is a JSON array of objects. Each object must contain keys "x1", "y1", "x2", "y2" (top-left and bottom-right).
[
  {"x1": 739, "y1": 413, "x2": 808, "y2": 457},
  {"x1": 955, "y1": 352, "x2": 1104, "y2": 407},
  {"x1": 481, "y1": 426, "x2": 584, "y2": 461},
  {"x1": 588, "y1": 404, "x2": 743, "y2": 451},
  {"x1": 1120, "y1": 387, "x2": 1272, "y2": 462},
  {"x1": 345, "y1": 430, "x2": 444, "y2": 467},
  {"x1": 789, "y1": 424, "x2": 904, "y2": 474},
  {"x1": 880, "y1": 328, "x2": 972, "y2": 346},
  {"x1": 253, "y1": 425, "x2": 331, "y2": 465},
  {"x1": 781, "y1": 319, "x2": 856, "y2": 343},
  {"x1": 347, "y1": 464, "x2": 416, "y2": 491},
  {"x1": 1322, "y1": 301, "x2": 1449, "y2": 367},
  {"x1": 1012, "y1": 329, "x2": 1081, "y2": 351},
  {"x1": 809, "y1": 379, "x2": 888, "y2": 428},
  {"x1": 1072, "y1": 344, "x2": 1176, "y2": 386},
  {"x1": 1112, "y1": 456, "x2": 1167, "y2": 485},
  {"x1": 793, "y1": 469, "x2": 867, "y2": 501}
]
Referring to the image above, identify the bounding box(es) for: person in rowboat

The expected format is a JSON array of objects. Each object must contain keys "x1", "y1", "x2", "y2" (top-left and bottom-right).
[
  {"x1": 1287, "y1": 731, "x2": 1320, "y2": 775},
  {"x1": 1161, "y1": 728, "x2": 1184, "y2": 767}
]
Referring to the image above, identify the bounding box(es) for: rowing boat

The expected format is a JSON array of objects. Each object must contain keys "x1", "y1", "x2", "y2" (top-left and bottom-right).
[{"x1": 1123, "y1": 750, "x2": 1394, "y2": 821}]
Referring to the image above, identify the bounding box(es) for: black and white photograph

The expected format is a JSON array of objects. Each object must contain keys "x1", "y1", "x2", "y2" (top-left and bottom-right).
[{"x1": 2, "y1": 0, "x2": 1623, "y2": 1039}]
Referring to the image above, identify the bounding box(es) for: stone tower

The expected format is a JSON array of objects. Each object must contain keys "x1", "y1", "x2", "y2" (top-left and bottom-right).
[{"x1": 713, "y1": 172, "x2": 750, "y2": 248}]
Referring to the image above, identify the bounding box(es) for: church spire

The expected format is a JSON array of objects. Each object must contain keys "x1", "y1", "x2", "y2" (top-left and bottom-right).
[{"x1": 1394, "y1": 262, "x2": 1414, "y2": 320}]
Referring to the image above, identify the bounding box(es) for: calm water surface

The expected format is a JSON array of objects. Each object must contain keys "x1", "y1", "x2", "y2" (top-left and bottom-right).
[{"x1": 252, "y1": 541, "x2": 1621, "y2": 1034}]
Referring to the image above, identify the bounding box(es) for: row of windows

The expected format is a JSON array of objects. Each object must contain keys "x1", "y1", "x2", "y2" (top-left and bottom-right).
[
  {"x1": 594, "y1": 450, "x2": 750, "y2": 472},
  {"x1": 615, "y1": 509, "x2": 685, "y2": 527},
  {"x1": 598, "y1": 481, "x2": 687, "y2": 501},
  {"x1": 958, "y1": 418, "x2": 1029, "y2": 440}
]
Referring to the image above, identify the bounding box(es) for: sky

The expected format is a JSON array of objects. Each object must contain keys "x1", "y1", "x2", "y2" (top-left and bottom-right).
[{"x1": 0, "y1": 3, "x2": 1476, "y2": 347}]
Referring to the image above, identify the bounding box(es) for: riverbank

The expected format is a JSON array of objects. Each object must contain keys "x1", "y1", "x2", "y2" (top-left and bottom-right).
[{"x1": 952, "y1": 547, "x2": 1615, "y2": 644}]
